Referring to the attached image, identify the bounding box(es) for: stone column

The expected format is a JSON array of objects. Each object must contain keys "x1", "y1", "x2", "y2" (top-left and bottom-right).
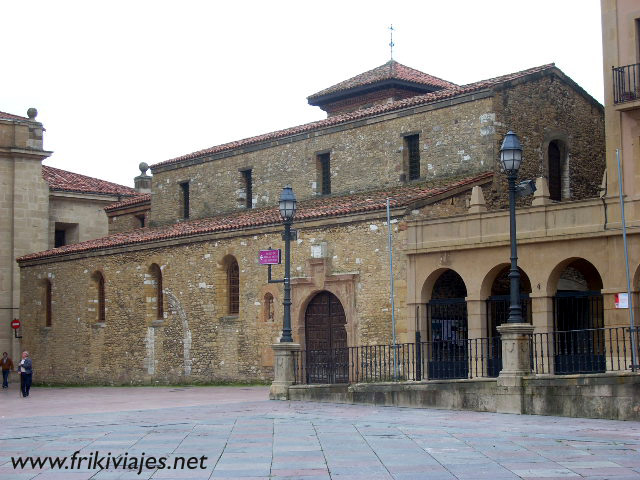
[
  {"x1": 269, "y1": 342, "x2": 301, "y2": 400},
  {"x1": 495, "y1": 323, "x2": 534, "y2": 414}
]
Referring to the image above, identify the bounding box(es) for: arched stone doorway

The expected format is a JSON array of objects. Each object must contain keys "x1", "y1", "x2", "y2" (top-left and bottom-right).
[
  {"x1": 305, "y1": 291, "x2": 348, "y2": 384},
  {"x1": 485, "y1": 266, "x2": 532, "y2": 376},
  {"x1": 427, "y1": 269, "x2": 468, "y2": 379},
  {"x1": 553, "y1": 259, "x2": 605, "y2": 374}
]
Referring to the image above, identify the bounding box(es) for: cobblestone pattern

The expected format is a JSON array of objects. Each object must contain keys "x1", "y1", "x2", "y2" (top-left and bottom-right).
[{"x1": 1, "y1": 386, "x2": 640, "y2": 480}]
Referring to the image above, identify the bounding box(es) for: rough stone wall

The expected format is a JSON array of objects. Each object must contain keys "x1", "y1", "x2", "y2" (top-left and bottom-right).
[
  {"x1": 108, "y1": 209, "x2": 148, "y2": 234},
  {"x1": 149, "y1": 96, "x2": 495, "y2": 226},
  {"x1": 19, "y1": 209, "x2": 424, "y2": 385},
  {"x1": 487, "y1": 74, "x2": 605, "y2": 209}
]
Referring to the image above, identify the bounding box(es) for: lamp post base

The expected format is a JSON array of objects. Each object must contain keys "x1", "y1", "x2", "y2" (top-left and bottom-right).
[
  {"x1": 269, "y1": 342, "x2": 301, "y2": 400},
  {"x1": 496, "y1": 323, "x2": 534, "y2": 414}
]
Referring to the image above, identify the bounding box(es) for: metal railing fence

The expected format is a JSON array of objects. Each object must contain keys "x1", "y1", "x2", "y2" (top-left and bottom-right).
[
  {"x1": 613, "y1": 63, "x2": 640, "y2": 104},
  {"x1": 530, "y1": 327, "x2": 640, "y2": 375},
  {"x1": 293, "y1": 337, "x2": 501, "y2": 385}
]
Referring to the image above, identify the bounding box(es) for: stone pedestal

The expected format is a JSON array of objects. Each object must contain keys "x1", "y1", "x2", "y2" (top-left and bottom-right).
[
  {"x1": 496, "y1": 323, "x2": 534, "y2": 414},
  {"x1": 269, "y1": 342, "x2": 301, "y2": 400}
]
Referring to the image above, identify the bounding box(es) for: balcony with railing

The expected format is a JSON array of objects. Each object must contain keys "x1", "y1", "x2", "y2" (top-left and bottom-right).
[{"x1": 613, "y1": 63, "x2": 640, "y2": 104}]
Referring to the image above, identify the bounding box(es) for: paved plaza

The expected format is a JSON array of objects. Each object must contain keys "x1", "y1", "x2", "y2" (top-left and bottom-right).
[{"x1": 1, "y1": 384, "x2": 640, "y2": 479}]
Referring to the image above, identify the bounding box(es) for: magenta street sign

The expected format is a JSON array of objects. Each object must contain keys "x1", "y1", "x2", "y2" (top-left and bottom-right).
[{"x1": 259, "y1": 249, "x2": 281, "y2": 265}]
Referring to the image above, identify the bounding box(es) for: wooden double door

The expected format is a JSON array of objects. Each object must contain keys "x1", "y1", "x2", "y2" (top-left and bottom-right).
[{"x1": 305, "y1": 291, "x2": 348, "y2": 384}]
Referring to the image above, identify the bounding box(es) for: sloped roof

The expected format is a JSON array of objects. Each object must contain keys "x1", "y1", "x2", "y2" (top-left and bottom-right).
[
  {"x1": 0, "y1": 110, "x2": 29, "y2": 121},
  {"x1": 307, "y1": 60, "x2": 457, "y2": 101},
  {"x1": 105, "y1": 194, "x2": 151, "y2": 212},
  {"x1": 42, "y1": 165, "x2": 139, "y2": 196},
  {"x1": 18, "y1": 172, "x2": 492, "y2": 262},
  {"x1": 153, "y1": 63, "x2": 556, "y2": 169}
]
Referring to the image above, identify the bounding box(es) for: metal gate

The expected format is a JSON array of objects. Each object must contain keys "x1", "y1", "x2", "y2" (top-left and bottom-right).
[
  {"x1": 305, "y1": 291, "x2": 348, "y2": 384},
  {"x1": 486, "y1": 295, "x2": 531, "y2": 377},
  {"x1": 427, "y1": 298, "x2": 468, "y2": 379},
  {"x1": 553, "y1": 291, "x2": 605, "y2": 374}
]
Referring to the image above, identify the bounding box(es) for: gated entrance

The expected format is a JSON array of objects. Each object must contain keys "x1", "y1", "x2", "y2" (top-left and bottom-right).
[
  {"x1": 553, "y1": 260, "x2": 605, "y2": 374},
  {"x1": 485, "y1": 266, "x2": 532, "y2": 377},
  {"x1": 427, "y1": 270, "x2": 468, "y2": 379},
  {"x1": 305, "y1": 291, "x2": 348, "y2": 384},
  {"x1": 554, "y1": 291, "x2": 605, "y2": 374}
]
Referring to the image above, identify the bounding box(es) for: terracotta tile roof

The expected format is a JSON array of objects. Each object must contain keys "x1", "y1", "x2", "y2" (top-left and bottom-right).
[
  {"x1": 18, "y1": 172, "x2": 492, "y2": 262},
  {"x1": 307, "y1": 60, "x2": 457, "y2": 101},
  {"x1": 105, "y1": 194, "x2": 151, "y2": 212},
  {"x1": 0, "y1": 110, "x2": 29, "y2": 121},
  {"x1": 153, "y1": 63, "x2": 556, "y2": 169},
  {"x1": 42, "y1": 165, "x2": 140, "y2": 196}
]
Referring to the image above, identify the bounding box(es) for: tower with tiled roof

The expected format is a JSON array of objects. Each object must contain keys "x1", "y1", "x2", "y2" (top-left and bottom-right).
[{"x1": 307, "y1": 60, "x2": 458, "y2": 116}]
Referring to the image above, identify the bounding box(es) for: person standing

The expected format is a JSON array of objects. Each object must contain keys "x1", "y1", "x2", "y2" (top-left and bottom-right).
[
  {"x1": 18, "y1": 351, "x2": 32, "y2": 398},
  {"x1": 1, "y1": 352, "x2": 13, "y2": 388}
]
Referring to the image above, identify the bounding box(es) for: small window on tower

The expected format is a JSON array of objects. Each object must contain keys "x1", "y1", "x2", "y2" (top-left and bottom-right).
[
  {"x1": 317, "y1": 153, "x2": 331, "y2": 195},
  {"x1": 179, "y1": 181, "x2": 190, "y2": 219},
  {"x1": 404, "y1": 134, "x2": 420, "y2": 181},
  {"x1": 241, "y1": 169, "x2": 253, "y2": 209}
]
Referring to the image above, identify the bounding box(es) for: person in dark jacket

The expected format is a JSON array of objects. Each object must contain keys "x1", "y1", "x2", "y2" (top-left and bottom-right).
[
  {"x1": 18, "y1": 351, "x2": 32, "y2": 398},
  {"x1": 1, "y1": 352, "x2": 13, "y2": 388}
]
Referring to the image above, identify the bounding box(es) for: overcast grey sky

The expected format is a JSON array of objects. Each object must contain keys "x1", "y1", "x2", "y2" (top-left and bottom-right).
[{"x1": 3, "y1": 0, "x2": 603, "y2": 188}]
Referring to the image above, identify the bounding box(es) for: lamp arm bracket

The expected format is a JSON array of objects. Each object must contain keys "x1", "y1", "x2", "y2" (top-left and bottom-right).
[{"x1": 267, "y1": 264, "x2": 285, "y2": 284}]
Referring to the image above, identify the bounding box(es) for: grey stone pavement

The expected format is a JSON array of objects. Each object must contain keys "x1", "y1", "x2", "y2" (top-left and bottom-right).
[{"x1": 1, "y1": 384, "x2": 640, "y2": 479}]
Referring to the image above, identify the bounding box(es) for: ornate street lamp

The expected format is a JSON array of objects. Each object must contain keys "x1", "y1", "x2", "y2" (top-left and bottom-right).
[
  {"x1": 500, "y1": 131, "x2": 524, "y2": 324},
  {"x1": 278, "y1": 185, "x2": 297, "y2": 342}
]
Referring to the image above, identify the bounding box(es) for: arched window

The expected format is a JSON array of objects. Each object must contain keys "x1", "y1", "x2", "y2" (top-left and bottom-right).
[
  {"x1": 263, "y1": 293, "x2": 274, "y2": 322},
  {"x1": 91, "y1": 271, "x2": 106, "y2": 323},
  {"x1": 228, "y1": 259, "x2": 239, "y2": 315},
  {"x1": 44, "y1": 279, "x2": 52, "y2": 327},
  {"x1": 145, "y1": 264, "x2": 164, "y2": 323}
]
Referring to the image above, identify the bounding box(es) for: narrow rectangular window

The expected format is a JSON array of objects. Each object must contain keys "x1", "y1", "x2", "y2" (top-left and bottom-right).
[
  {"x1": 242, "y1": 169, "x2": 252, "y2": 209},
  {"x1": 636, "y1": 19, "x2": 640, "y2": 63},
  {"x1": 45, "y1": 280, "x2": 52, "y2": 327},
  {"x1": 405, "y1": 134, "x2": 420, "y2": 180},
  {"x1": 180, "y1": 181, "x2": 190, "y2": 219},
  {"x1": 97, "y1": 274, "x2": 105, "y2": 323},
  {"x1": 54, "y1": 229, "x2": 66, "y2": 248},
  {"x1": 318, "y1": 153, "x2": 331, "y2": 195}
]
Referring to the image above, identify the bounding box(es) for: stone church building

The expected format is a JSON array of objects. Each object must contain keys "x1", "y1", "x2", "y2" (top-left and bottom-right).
[{"x1": 16, "y1": 60, "x2": 604, "y2": 384}]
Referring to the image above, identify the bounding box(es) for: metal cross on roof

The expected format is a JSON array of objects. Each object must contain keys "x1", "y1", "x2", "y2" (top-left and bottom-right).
[{"x1": 389, "y1": 24, "x2": 395, "y2": 60}]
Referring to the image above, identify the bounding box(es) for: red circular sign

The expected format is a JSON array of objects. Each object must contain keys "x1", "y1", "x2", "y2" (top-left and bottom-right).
[{"x1": 11, "y1": 319, "x2": 20, "y2": 329}]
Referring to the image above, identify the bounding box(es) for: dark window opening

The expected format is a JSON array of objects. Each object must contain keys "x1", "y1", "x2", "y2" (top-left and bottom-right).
[
  {"x1": 242, "y1": 169, "x2": 252, "y2": 209},
  {"x1": 406, "y1": 134, "x2": 420, "y2": 180},
  {"x1": 228, "y1": 260, "x2": 239, "y2": 315},
  {"x1": 45, "y1": 280, "x2": 52, "y2": 327},
  {"x1": 318, "y1": 153, "x2": 331, "y2": 195},
  {"x1": 155, "y1": 266, "x2": 164, "y2": 320},
  {"x1": 54, "y1": 229, "x2": 66, "y2": 248},
  {"x1": 180, "y1": 181, "x2": 190, "y2": 219},
  {"x1": 548, "y1": 140, "x2": 562, "y2": 201},
  {"x1": 136, "y1": 214, "x2": 145, "y2": 228},
  {"x1": 636, "y1": 19, "x2": 640, "y2": 62},
  {"x1": 97, "y1": 273, "x2": 105, "y2": 323}
]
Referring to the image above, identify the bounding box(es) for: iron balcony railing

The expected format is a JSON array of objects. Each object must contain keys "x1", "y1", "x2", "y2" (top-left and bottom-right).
[
  {"x1": 613, "y1": 63, "x2": 640, "y2": 104},
  {"x1": 293, "y1": 337, "x2": 501, "y2": 385},
  {"x1": 530, "y1": 327, "x2": 640, "y2": 375}
]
